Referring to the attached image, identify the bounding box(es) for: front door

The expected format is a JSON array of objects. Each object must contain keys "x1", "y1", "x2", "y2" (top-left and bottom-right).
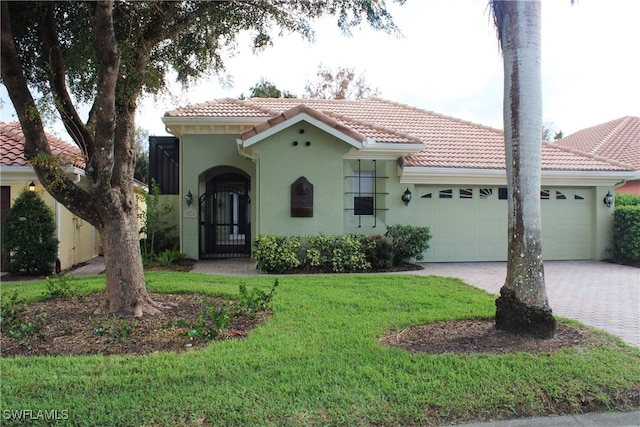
[{"x1": 199, "y1": 173, "x2": 250, "y2": 258}]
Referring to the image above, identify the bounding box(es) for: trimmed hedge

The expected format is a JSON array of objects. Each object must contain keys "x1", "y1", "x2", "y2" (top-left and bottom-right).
[
  {"x1": 611, "y1": 205, "x2": 640, "y2": 263},
  {"x1": 254, "y1": 225, "x2": 432, "y2": 274},
  {"x1": 615, "y1": 193, "x2": 640, "y2": 206}
]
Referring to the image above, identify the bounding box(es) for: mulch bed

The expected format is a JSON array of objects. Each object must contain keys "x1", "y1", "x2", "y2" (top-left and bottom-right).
[
  {"x1": 1, "y1": 292, "x2": 269, "y2": 357},
  {"x1": 380, "y1": 319, "x2": 610, "y2": 355}
]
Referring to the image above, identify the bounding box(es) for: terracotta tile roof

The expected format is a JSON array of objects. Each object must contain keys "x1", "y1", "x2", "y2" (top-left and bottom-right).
[
  {"x1": 553, "y1": 116, "x2": 640, "y2": 170},
  {"x1": 164, "y1": 98, "x2": 269, "y2": 118},
  {"x1": 0, "y1": 122, "x2": 85, "y2": 169},
  {"x1": 167, "y1": 98, "x2": 634, "y2": 172},
  {"x1": 239, "y1": 104, "x2": 422, "y2": 145}
]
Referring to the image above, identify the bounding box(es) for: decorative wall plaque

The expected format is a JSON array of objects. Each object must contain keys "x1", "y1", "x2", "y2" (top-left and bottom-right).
[{"x1": 291, "y1": 176, "x2": 313, "y2": 217}]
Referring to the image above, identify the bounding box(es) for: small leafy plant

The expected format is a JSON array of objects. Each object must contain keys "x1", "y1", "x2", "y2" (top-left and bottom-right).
[
  {"x1": 0, "y1": 291, "x2": 49, "y2": 346},
  {"x1": 237, "y1": 280, "x2": 279, "y2": 317},
  {"x1": 153, "y1": 248, "x2": 188, "y2": 266},
  {"x1": 90, "y1": 315, "x2": 137, "y2": 344},
  {"x1": 165, "y1": 281, "x2": 278, "y2": 341},
  {"x1": 43, "y1": 271, "x2": 84, "y2": 299},
  {"x1": 168, "y1": 300, "x2": 232, "y2": 341}
]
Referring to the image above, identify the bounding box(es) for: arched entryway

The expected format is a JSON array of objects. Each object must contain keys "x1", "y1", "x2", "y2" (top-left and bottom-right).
[{"x1": 199, "y1": 171, "x2": 251, "y2": 258}]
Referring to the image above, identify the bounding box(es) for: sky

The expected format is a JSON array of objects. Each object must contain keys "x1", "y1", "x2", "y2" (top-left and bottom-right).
[{"x1": 2, "y1": 0, "x2": 639, "y2": 139}]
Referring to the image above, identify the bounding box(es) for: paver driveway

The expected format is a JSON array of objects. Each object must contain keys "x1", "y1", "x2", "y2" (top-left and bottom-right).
[{"x1": 416, "y1": 261, "x2": 639, "y2": 347}]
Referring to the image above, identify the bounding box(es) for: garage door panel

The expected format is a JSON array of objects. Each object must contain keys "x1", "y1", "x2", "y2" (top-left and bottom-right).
[{"x1": 415, "y1": 186, "x2": 592, "y2": 262}]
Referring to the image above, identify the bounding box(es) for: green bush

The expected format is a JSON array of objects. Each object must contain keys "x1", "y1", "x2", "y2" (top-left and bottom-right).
[
  {"x1": 153, "y1": 248, "x2": 188, "y2": 266},
  {"x1": 301, "y1": 234, "x2": 334, "y2": 270},
  {"x1": 90, "y1": 315, "x2": 137, "y2": 344},
  {"x1": 615, "y1": 192, "x2": 640, "y2": 206},
  {"x1": 0, "y1": 291, "x2": 49, "y2": 346},
  {"x1": 254, "y1": 235, "x2": 300, "y2": 273},
  {"x1": 254, "y1": 228, "x2": 433, "y2": 274},
  {"x1": 385, "y1": 224, "x2": 432, "y2": 264},
  {"x1": 1, "y1": 189, "x2": 58, "y2": 275},
  {"x1": 236, "y1": 280, "x2": 278, "y2": 317},
  {"x1": 43, "y1": 271, "x2": 84, "y2": 299},
  {"x1": 139, "y1": 180, "x2": 177, "y2": 260},
  {"x1": 360, "y1": 234, "x2": 395, "y2": 269},
  {"x1": 611, "y1": 205, "x2": 640, "y2": 262},
  {"x1": 331, "y1": 234, "x2": 370, "y2": 272}
]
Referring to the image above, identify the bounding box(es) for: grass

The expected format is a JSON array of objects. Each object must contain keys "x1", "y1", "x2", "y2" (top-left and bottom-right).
[{"x1": 1, "y1": 272, "x2": 639, "y2": 426}]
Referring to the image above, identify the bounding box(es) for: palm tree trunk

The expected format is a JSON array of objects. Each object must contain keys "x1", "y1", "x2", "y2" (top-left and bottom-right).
[{"x1": 492, "y1": 0, "x2": 556, "y2": 338}]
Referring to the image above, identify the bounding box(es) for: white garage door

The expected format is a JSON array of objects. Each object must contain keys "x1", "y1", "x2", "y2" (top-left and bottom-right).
[{"x1": 413, "y1": 186, "x2": 592, "y2": 262}]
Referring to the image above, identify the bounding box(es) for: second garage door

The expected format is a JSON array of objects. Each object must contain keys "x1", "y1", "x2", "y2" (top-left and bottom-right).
[{"x1": 413, "y1": 186, "x2": 592, "y2": 262}]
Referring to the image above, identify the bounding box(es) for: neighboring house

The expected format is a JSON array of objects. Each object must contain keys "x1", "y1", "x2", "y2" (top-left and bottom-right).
[
  {"x1": 553, "y1": 116, "x2": 640, "y2": 195},
  {"x1": 156, "y1": 97, "x2": 637, "y2": 263},
  {"x1": 1, "y1": 123, "x2": 92, "y2": 271}
]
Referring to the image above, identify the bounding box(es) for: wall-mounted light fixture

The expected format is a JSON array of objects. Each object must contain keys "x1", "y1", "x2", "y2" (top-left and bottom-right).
[
  {"x1": 185, "y1": 190, "x2": 193, "y2": 207},
  {"x1": 603, "y1": 190, "x2": 614, "y2": 208},
  {"x1": 29, "y1": 181, "x2": 36, "y2": 192},
  {"x1": 401, "y1": 187, "x2": 412, "y2": 206}
]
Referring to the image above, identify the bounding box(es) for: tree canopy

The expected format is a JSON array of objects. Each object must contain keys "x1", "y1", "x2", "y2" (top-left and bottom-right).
[
  {"x1": 1, "y1": 0, "x2": 405, "y2": 317},
  {"x1": 304, "y1": 65, "x2": 380, "y2": 100},
  {"x1": 241, "y1": 78, "x2": 297, "y2": 99}
]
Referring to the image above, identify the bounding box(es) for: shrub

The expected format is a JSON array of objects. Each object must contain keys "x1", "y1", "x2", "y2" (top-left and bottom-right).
[
  {"x1": 303, "y1": 234, "x2": 334, "y2": 270},
  {"x1": 385, "y1": 224, "x2": 432, "y2": 265},
  {"x1": 139, "y1": 179, "x2": 177, "y2": 260},
  {"x1": 1, "y1": 189, "x2": 58, "y2": 275},
  {"x1": 615, "y1": 192, "x2": 640, "y2": 206},
  {"x1": 611, "y1": 205, "x2": 640, "y2": 262},
  {"x1": 43, "y1": 271, "x2": 84, "y2": 299},
  {"x1": 254, "y1": 235, "x2": 300, "y2": 273},
  {"x1": 360, "y1": 234, "x2": 395, "y2": 269},
  {"x1": 153, "y1": 248, "x2": 188, "y2": 266},
  {"x1": 236, "y1": 280, "x2": 278, "y2": 317},
  {"x1": 90, "y1": 315, "x2": 137, "y2": 344},
  {"x1": 0, "y1": 291, "x2": 49, "y2": 346},
  {"x1": 330, "y1": 234, "x2": 370, "y2": 272}
]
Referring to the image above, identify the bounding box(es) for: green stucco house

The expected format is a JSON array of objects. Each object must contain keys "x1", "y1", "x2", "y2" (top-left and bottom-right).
[{"x1": 154, "y1": 97, "x2": 637, "y2": 262}]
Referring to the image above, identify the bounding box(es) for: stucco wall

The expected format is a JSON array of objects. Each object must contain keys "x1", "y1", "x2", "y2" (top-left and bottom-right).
[
  {"x1": 251, "y1": 124, "x2": 350, "y2": 236},
  {"x1": 179, "y1": 134, "x2": 256, "y2": 260}
]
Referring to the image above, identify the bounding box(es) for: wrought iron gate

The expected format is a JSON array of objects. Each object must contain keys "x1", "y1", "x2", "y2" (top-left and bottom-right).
[{"x1": 199, "y1": 174, "x2": 250, "y2": 258}]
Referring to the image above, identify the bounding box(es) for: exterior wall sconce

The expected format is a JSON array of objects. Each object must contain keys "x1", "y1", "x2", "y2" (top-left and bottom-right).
[
  {"x1": 603, "y1": 190, "x2": 614, "y2": 208},
  {"x1": 402, "y1": 187, "x2": 412, "y2": 206},
  {"x1": 185, "y1": 190, "x2": 193, "y2": 207},
  {"x1": 28, "y1": 181, "x2": 36, "y2": 192}
]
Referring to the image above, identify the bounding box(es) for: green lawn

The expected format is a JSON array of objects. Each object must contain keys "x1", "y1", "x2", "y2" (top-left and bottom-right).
[{"x1": 1, "y1": 272, "x2": 639, "y2": 426}]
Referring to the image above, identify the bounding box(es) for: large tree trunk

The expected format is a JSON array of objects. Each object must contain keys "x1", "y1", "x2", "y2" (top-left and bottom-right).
[
  {"x1": 492, "y1": 1, "x2": 556, "y2": 338},
  {"x1": 1, "y1": 1, "x2": 158, "y2": 318},
  {"x1": 98, "y1": 207, "x2": 159, "y2": 317}
]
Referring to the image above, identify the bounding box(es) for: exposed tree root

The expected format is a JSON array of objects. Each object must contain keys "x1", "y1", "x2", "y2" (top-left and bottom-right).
[{"x1": 94, "y1": 294, "x2": 177, "y2": 318}]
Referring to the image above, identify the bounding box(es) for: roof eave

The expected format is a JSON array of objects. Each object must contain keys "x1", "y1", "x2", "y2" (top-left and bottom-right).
[
  {"x1": 344, "y1": 142, "x2": 425, "y2": 160},
  {"x1": 242, "y1": 112, "x2": 363, "y2": 149},
  {"x1": 162, "y1": 116, "x2": 268, "y2": 136},
  {"x1": 400, "y1": 167, "x2": 637, "y2": 186}
]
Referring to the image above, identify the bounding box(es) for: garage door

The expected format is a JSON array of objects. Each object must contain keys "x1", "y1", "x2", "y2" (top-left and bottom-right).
[
  {"x1": 540, "y1": 188, "x2": 592, "y2": 260},
  {"x1": 413, "y1": 186, "x2": 592, "y2": 262}
]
